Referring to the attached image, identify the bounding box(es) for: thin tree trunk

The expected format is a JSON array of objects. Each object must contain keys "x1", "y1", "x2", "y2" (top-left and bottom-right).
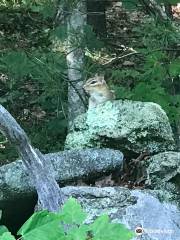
[
  {"x1": 87, "y1": 0, "x2": 107, "y2": 37},
  {"x1": 67, "y1": 1, "x2": 87, "y2": 129},
  {"x1": 0, "y1": 104, "x2": 65, "y2": 212}
]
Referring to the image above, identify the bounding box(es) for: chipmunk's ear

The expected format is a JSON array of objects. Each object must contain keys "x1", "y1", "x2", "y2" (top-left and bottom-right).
[{"x1": 98, "y1": 75, "x2": 105, "y2": 83}]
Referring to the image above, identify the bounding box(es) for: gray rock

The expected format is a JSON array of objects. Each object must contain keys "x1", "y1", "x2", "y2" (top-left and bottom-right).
[
  {"x1": 0, "y1": 149, "x2": 123, "y2": 233},
  {"x1": 145, "y1": 151, "x2": 180, "y2": 204},
  {"x1": 63, "y1": 186, "x2": 180, "y2": 240},
  {"x1": 0, "y1": 149, "x2": 123, "y2": 201},
  {"x1": 65, "y1": 100, "x2": 175, "y2": 155}
]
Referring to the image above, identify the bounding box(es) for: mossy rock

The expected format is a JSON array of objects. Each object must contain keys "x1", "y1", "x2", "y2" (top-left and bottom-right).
[{"x1": 65, "y1": 100, "x2": 175, "y2": 155}]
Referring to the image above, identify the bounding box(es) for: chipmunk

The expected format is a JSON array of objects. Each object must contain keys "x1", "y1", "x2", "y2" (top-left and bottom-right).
[{"x1": 83, "y1": 74, "x2": 115, "y2": 109}]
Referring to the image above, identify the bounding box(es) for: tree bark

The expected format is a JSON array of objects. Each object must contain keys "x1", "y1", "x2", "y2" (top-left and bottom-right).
[
  {"x1": 0, "y1": 104, "x2": 65, "y2": 212},
  {"x1": 67, "y1": 1, "x2": 87, "y2": 129}
]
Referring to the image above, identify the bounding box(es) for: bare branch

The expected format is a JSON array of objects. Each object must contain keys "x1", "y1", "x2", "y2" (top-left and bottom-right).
[{"x1": 0, "y1": 104, "x2": 65, "y2": 212}]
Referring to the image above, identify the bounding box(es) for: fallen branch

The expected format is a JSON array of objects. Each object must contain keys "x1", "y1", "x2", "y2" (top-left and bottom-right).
[
  {"x1": 0, "y1": 104, "x2": 65, "y2": 212},
  {"x1": 103, "y1": 50, "x2": 138, "y2": 66}
]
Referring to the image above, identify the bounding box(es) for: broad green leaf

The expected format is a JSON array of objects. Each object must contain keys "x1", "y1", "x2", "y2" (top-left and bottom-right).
[
  {"x1": 67, "y1": 225, "x2": 89, "y2": 240},
  {"x1": 90, "y1": 214, "x2": 109, "y2": 236},
  {"x1": 0, "y1": 232, "x2": 15, "y2": 240},
  {"x1": 107, "y1": 223, "x2": 135, "y2": 240},
  {"x1": 60, "y1": 197, "x2": 87, "y2": 224},
  {"x1": 90, "y1": 215, "x2": 134, "y2": 240},
  {"x1": 0, "y1": 226, "x2": 9, "y2": 236},
  {"x1": 18, "y1": 210, "x2": 64, "y2": 240}
]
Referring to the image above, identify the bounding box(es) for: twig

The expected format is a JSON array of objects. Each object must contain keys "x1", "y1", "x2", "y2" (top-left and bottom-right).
[{"x1": 103, "y1": 50, "x2": 138, "y2": 66}]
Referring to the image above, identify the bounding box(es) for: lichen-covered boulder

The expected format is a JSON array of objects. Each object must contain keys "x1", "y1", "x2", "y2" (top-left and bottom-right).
[
  {"x1": 145, "y1": 151, "x2": 180, "y2": 203},
  {"x1": 65, "y1": 100, "x2": 175, "y2": 155}
]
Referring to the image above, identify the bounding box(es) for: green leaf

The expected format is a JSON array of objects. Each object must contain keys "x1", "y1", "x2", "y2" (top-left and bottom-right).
[
  {"x1": 67, "y1": 225, "x2": 89, "y2": 240},
  {"x1": 0, "y1": 226, "x2": 9, "y2": 236},
  {"x1": 60, "y1": 197, "x2": 87, "y2": 224},
  {"x1": 108, "y1": 223, "x2": 135, "y2": 240},
  {"x1": 18, "y1": 210, "x2": 64, "y2": 240},
  {"x1": 0, "y1": 232, "x2": 16, "y2": 240},
  {"x1": 90, "y1": 214, "x2": 109, "y2": 236},
  {"x1": 90, "y1": 215, "x2": 134, "y2": 240}
]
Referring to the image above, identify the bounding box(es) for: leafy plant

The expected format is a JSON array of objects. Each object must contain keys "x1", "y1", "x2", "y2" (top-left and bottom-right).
[
  {"x1": 0, "y1": 0, "x2": 105, "y2": 163},
  {"x1": 111, "y1": 18, "x2": 180, "y2": 123},
  {"x1": 0, "y1": 198, "x2": 134, "y2": 240},
  {"x1": 0, "y1": 48, "x2": 68, "y2": 161}
]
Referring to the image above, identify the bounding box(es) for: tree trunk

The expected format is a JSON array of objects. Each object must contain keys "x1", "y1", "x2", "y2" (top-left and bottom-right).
[
  {"x1": 67, "y1": 1, "x2": 87, "y2": 129},
  {"x1": 87, "y1": 0, "x2": 107, "y2": 37},
  {"x1": 0, "y1": 105, "x2": 65, "y2": 212}
]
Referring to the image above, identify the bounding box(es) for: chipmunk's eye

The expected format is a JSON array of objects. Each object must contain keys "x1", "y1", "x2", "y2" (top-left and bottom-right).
[{"x1": 90, "y1": 80, "x2": 97, "y2": 84}]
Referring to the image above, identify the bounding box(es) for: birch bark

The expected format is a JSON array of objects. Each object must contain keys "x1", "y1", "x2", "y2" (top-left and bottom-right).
[{"x1": 66, "y1": 1, "x2": 87, "y2": 129}]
